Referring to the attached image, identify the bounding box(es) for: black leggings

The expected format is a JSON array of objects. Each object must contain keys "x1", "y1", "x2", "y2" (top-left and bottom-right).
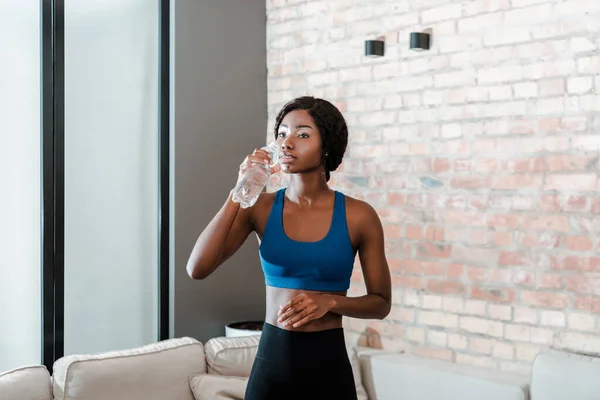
[{"x1": 245, "y1": 322, "x2": 357, "y2": 400}]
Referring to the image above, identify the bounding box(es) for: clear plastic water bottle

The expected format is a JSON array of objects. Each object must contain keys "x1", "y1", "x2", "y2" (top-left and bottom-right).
[{"x1": 232, "y1": 142, "x2": 280, "y2": 208}]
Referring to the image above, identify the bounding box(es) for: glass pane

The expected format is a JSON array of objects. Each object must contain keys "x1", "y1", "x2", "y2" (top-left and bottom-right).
[
  {"x1": 0, "y1": 1, "x2": 42, "y2": 372},
  {"x1": 64, "y1": 0, "x2": 159, "y2": 355}
]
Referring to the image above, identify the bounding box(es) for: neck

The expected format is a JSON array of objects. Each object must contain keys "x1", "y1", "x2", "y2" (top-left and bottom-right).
[{"x1": 285, "y1": 171, "x2": 330, "y2": 204}]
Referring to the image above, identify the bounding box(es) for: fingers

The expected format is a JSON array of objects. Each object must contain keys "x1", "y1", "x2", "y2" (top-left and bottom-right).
[
  {"x1": 251, "y1": 148, "x2": 272, "y2": 164},
  {"x1": 278, "y1": 293, "x2": 318, "y2": 327},
  {"x1": 239, "y1": 148, "x2": 274, "y2": 176},
  {"x1": 278, "y1": 293, "x2": 306, "y2": 317},
  {"x1": 282, "y1": 304, "x2": 317, "y2": 327},
  {"x1": 270, "y1": 162, "x2": 281, "y2": 175},
  {"x1": 291, "y1": 314, "x2": 314, "y2": 328}
]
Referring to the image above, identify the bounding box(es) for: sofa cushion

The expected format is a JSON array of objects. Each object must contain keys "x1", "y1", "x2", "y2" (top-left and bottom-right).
[
  {"x1": 0, "y1": 365, "x2": 53, "y2": 400},
  {"x1": 531, "y1": 350, "x2": 600, "y2": 400},
  {"x1": 189, "y1": 374, "x2": 247, "y2": 400},
  {"x1": 53, "y1": 337, "x2": 206, "y2": 400},
  {"x1": 369, "y1": 354, "x2": 529, "y2": 400},
  {"x1": 204, "y1": 335, "x2": 261, "y2": 377},
  {"x1": 205, "y1": 334, "x2": 368, "y2": 399}
]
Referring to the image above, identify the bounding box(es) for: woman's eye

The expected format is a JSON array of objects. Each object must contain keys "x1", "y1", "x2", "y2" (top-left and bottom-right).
[
  {"x1": 277, "y1": 132, "x2": 286, "y2": 138},
  {"x1": 298, "y1": 133, "x2": 309, "y2": 138}
]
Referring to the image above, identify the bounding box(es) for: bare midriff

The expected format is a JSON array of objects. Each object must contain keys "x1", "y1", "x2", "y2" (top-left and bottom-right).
[{"x1": 264, "y1": 285, "x2": 346, "y2": 332}]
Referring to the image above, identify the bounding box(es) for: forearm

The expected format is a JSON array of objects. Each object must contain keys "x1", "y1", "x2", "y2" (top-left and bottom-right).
[{"x1": 324, "y1": 293, "x2": 390, "y2": 320}]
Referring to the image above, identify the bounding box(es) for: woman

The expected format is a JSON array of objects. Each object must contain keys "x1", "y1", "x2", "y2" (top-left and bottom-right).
[{"x1": 186, "y1": 96, "x2": 392, "y2": 399}]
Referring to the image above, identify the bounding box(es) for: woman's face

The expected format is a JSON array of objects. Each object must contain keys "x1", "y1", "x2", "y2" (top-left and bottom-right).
[{"x1": 276, "y1": 109, "x2": 323, "y2": 175}]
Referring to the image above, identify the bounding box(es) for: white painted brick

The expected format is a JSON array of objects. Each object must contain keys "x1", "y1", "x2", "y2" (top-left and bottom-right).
[
  {"x1": 332, "y1": 5, "x2": 374, "y2": 24},
  {"x1": 435, "y1": 71, "x2": 476, "y2": 88},
  {"x1": 568, "y1": 76, "x2": 593, "y2": 94},
  {"x1": 464, "y1": 0, "x2": 511, "y2": 15},
  {"x1": 382, "y1": 13, "x2": 420, "y2": 30},
  {"x1": 576, "y1": 57, "x2": 599, "y2": 74},
  {"x1": 478, "y1": 66, "x2": 523, "y2": 83},
  {"x1": 493, "y1": 341, "x2": 515, "y2": 360},
  {"x1": 347, "y1": 98, "x2": 366, "y2": 112},
  {"x1": 460, "y1": 317, "x2": 504, "y2": 338},
  {"x1": 555, "y1": 0, "x2": 600, "y2": 16},
  {"x1": 489, "y1": 304, "x2": 512, "y2": 321},
  {"x1": 568, "y1": 313, "x2": 596, "y2": 331},
  {"x1": 422, "y1": 294, "x2": 442, "y2": 309},
  {"x1": 339, "y1": 66, "x2": 371, "y2": 82},
  {"x1": 406, "y1": 327, "x2": 426, "y2": 343},
  {"x1": 441, "y1": 123, "x2": 462, "y2": 139},
  {"x1": 464, "y1": 300, "x2": 487, "y2": 316},
  {"x1": 450, "y1": 52, "x2": 471, "y2": 68},
  {"x1": 489, "y1": 85, "x2": 513, "y2": 100},
  {"x1": 504, "y1": 4, "x2": 552, "y2": 24},
  {"x1": 428, "y1": 330, "x2": 448, "y2": 346},
  {"x1": 571, "y1": 37, "x2": 597, "y2": 53},
  {"x1": 458, "y1": 12, "x2": 503, "y2": 32},
  {"x1": 511, "y1": 0, "x2": 552, "y2": 6},
  {"x1": 403, "y1": 94, "x2": 421, "y2": 107},
  {"x1": 419, "y1": 311, "x2": 459, "y2": 328},
  {"x1": 540, "y1": 310, "x2": 566, "y2": 327},
  {"x1": 404, "y1": 291, "x2": 420, "y2": 307},
  {"x1": 554, "y1": 332, "x2": 600, "y2": 356},
  {"x1": 483, "y1": 27, "x2": 531, "y2": 46},
  {"x1": 514, "y1": 82, "x2": 538, "y2": 98},
  {"x1": 439, "y1": 35, "x2": 482, "y2": 54},
  {"x1": 530, "y1": 327, "x2": 554, "y2": 345},
  {"x1": 423, "y1": 90, "x2": 445, "y2": 105},
  {"x1": 530, "y1": 97, "x2": 565, "y2": 115},
  {"x1": 470, "y1": 337, "x2": 493, "y2": 354},
  {"x1": 466, "y1": 87, "x2": 488, "y2": 102},
  {"x1": 442, "y1": 297, "x2": 464, "y2": 313},
  {"x1": 297, "y1": 1, "x2": 329, "y2": 17},
  {"x1": 482, "y1": 101, "x2": 527, "y2": 118},
  {"x1": 373, "y1": 63, "x2": 402, "y2": 79},
  {"x1": 358, "y1": 111, "x2": 395, "y2": 126},
  {"x1": 422, "y1": 4, "x2": 463, "y2": 23},
  {"x1": 505, "y1": 324, "x2": 530, "y2": 342},
  {"x1": 448, "y1": 333, "x2": 468, "y2": 350},
  {"x1": 372, "y1": 2, "x2": 410, "y2": 17}
]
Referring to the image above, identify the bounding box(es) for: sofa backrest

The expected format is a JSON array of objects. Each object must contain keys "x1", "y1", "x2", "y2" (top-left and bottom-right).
[
  {"x1": 0, "y1": 365, "x2": 53, "y2": 400},
  {"x1": 368, "y1": 353, "x2": 530, "y2": 400},
  {"x1": 52, "y1": 337, "x2": 206, "y2": 400},
  {"x1": 531, "y1": 350, "x2": 600, "y2": 400}
]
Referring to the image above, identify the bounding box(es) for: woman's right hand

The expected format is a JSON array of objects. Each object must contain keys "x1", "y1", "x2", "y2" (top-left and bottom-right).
[{"x1": 237, "y1": 147, "x2": 280, "y2": 182}]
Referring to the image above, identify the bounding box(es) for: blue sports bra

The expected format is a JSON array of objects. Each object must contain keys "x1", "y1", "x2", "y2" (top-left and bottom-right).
[{"x1": 258, "y1": 188, "x2": 356, "y2": 292}]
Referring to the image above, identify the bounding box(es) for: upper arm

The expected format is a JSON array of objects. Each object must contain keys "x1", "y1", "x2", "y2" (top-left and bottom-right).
[
  {"x1": 216, "y1": 191, "x2": 273, "y2": 267},
  {"x1": 216, "y1": 206, "x2": 254, "y2": 267},
  {"x1": 355, "y1": 201, "x2": 392, "y2": 306}
]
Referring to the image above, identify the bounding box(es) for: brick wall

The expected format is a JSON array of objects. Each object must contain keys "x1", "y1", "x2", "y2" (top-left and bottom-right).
[{"x1": 266, "y1": 0, "x2": 600, "y2": 374}]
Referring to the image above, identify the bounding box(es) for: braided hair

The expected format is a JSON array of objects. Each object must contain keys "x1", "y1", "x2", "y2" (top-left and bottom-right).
[{"x1": 273, "y1": 96, "x2": 348, "y2": 181}]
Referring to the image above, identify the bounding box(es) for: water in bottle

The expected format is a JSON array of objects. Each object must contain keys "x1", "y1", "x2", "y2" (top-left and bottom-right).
[{"x1": 232, "y1": 142, "x2": 280, "y2": 208}]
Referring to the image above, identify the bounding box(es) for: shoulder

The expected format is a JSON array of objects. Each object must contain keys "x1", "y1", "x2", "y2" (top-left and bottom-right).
[
  {"x1": 339, "y1": 192, "x2": 384, "y2": 248},
  {"x1": 254, "y1": 189, "x2": 279, "y2": 208},
  {"x1": 340, "y1": 192, "x2": 382, "y2": 228},
  {"x1": 249, "y1": 188, "x2": 281, "y2": 223}
]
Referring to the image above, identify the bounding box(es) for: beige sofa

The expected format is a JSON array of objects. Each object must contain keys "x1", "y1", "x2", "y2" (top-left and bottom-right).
[{"x1": 1, "y1": 333, "x2": 598, "y2": 399}]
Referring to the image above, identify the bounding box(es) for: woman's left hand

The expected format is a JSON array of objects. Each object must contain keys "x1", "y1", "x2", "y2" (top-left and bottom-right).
[{"x1": 277, "y1": 292, "x2": 336, "y2": 328}]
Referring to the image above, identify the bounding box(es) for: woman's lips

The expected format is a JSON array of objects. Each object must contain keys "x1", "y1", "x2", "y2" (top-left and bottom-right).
[{"x1": 280, "y1": 152, "x2": 296, "y2": 164}]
